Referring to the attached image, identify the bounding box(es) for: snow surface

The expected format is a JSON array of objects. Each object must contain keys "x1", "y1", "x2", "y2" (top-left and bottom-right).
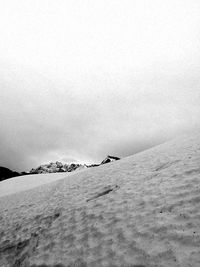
[
  {"x1": 0, "y1": 133, "x2": 200, "y2": 266},
  {"x1": 0, "y1": 172, "x2": 70, "y2": 198}
]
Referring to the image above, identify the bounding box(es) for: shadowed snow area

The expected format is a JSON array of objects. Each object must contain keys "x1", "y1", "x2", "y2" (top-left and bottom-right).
[{"x1": 0, "y1": 133, "x2": 200, "y2": 266}]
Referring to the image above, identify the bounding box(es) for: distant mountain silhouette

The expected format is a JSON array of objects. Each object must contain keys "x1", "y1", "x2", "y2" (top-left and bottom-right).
[
  {"x1": 0, "y1": 155, "x2": 120, "y2": 182},
  {"x1": 0, "y1": 166, "x2": 20, "y2": 182}
]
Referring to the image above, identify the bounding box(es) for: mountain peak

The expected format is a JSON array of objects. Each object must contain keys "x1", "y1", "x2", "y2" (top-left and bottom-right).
[{"x1": 101, "y1": 155, "x2": 120, "y2": 165}]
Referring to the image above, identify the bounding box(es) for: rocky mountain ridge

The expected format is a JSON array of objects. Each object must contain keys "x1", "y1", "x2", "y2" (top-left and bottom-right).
[
  {"x1": 30, "y1": 155, "x2": 120, "y2": 174},
  {"x1": 0, "y1": 155, "x2": 120, "y2": 181},
  {"x1": 30, "y1": 162, "x2": 86, "y2": 174}
]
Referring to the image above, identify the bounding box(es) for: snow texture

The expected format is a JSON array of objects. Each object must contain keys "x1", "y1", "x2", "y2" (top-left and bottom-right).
[{"x1": 0, "y1": 133, "x2": 200, "y2": 266}]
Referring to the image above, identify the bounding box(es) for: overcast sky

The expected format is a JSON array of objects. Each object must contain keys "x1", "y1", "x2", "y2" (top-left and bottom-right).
[{"x1": 0, "y1": 0, "x2": 200, "y2": 171}]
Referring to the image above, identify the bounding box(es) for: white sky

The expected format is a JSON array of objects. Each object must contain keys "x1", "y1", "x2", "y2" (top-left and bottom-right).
[{"x1": 0, "y1": 0, "x2": 200, "y2": 171}]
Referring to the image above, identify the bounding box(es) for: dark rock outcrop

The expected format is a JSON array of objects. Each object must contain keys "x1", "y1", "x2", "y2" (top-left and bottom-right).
[
  {"x1": 87, "y1": 164, "x2": 100, "y2": 168},
  {"x1": 100, "y1": 155, "x2": 120, "y2": 165}
]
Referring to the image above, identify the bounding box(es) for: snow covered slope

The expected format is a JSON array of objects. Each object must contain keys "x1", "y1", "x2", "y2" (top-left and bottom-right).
[
  {"x1": 0, "y1": 170, "x2": 87, "y2": 198},
  {"x1": 0, "y1": 133, "x2": 200, "y2": 266}
]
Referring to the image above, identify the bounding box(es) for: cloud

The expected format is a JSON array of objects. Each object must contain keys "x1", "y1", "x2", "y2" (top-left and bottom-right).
[
  {"x1": 0, "y1": 1, "x2": 200, "y2": 171},
  {"x1": 0, "y1": 60, "x2": 200, "y2": 172}
]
